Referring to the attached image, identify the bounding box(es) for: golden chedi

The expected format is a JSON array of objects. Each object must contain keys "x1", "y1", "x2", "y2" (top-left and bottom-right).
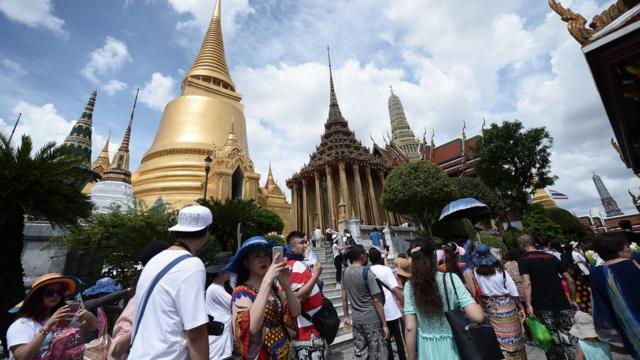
[{"x1": 132, "y1": 0, "x2": 259, "y2": 207}]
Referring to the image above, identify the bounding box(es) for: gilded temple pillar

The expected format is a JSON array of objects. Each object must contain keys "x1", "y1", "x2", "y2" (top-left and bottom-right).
[
  {"x1": 314, "y1": 171, "x2": 324, "y2": 231},
  {"x1": 377, "y1": 170, "x2": 390, "y2": 224},
  {"x1": 338, "y1": 161, "x2": 351, "y2": 218},
  {"x1": 325, "y1": 165, "x2": 337, "y2": 230},
  {"x1": 292, "y1": 182, "x2": 299, "y2": 230},
  {"x1": 302, "y1": 179, "x2": 309, "y2": 235},
  {"x1": 365, "y1": 165, "x2": 381, "y2": 225},
  {"x1": 352, "y1": 163, "x2": 368, "y2": 224}
]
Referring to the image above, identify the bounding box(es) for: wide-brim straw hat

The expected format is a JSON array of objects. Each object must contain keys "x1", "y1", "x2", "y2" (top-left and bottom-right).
[
  {"x1": 9, "y1": 273, "x2": 80, "y2": 313},
  {"x1": 222, "y1": 236, "x2": 279, "y2": 274},
  {"x1": 394, "y1": 257, "x2": 412, "y2": 278}
]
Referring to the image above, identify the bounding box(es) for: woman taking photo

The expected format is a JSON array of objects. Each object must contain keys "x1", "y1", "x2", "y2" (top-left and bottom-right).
[
  {"x1": 224, "y1": 236, "x2": 301, "y2": 360},
  {"x1": 6, "y1": 273, "x2": 97, "y2": 360},
  {"x1": 471, "y1": 244, "x2": 526, "y2": 360},
  {"x1": 404, "y1": 239, "x2": 485, "y2": 360}
]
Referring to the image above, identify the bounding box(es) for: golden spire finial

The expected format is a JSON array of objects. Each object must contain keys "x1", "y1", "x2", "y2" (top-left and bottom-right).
[
  {"x1": 183, "y1": 0, "x2": 235, "y2": 92},
  {"x1": 101, "y1": 131, "x2": 111, "y2": 153}
]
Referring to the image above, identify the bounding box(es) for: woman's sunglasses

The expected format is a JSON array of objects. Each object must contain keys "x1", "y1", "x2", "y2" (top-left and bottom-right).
[{"x1": 42, "y1": 289, "x2": 65, "y2": 298}]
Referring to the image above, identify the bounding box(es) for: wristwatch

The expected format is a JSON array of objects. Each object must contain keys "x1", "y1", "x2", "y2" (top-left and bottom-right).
[{"x1": 38, "y1": 328, "x2": 49, "y2": 336}]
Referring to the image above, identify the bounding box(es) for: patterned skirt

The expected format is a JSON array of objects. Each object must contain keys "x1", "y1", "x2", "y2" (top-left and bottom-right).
[
  {"x1": 575, "y1": 276, "x2": 592, "y2": 314},
  {"x1": 482, "y1": 295, "x2": 527, "y2": 360}
]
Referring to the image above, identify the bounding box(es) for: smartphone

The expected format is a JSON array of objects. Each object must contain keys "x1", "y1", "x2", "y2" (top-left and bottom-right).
[
  {"x1": 272, "y1": 246, "x2": 284, "y2": 262},
  {"x1": 58, "y1": 300, "x2": 81, "y2": 328}
]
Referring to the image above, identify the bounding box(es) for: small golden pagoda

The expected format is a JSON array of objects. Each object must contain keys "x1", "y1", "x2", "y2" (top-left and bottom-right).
[
  {"x1": 532, "y1": 188, "x2": 558, "y2": 209},
  {"x1": 257, "y1": 162, "x2": 293, "y2": 234},
  {"x1": 92, "y1": 132, "x2": 111, "y2": 177},
  {"x1": 132, "y1": 0, "x2": 259, "y2": 207}
]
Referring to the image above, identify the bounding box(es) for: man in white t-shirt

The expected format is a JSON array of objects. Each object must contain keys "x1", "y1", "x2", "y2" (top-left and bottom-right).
[
  {"x1": 129, "y1": 205, "x2": 211, "y2": 360},
  {"x1": 369, "y1": 248, "x2": 406, "y2": 360},
  {"x1": 205, "y1": 254, "x2": 234, "y2": 360}
]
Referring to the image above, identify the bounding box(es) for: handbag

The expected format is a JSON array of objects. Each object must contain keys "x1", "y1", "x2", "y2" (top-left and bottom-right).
[
  {"x1": 443, "y1": 272, "x2": 504, "y2": 360},
  {"x1": 301, "y1": 297, "x2": 340, "y2": 344},
  {"x1": 524, "y1": 317, "x2": 554, "y2": 352}
]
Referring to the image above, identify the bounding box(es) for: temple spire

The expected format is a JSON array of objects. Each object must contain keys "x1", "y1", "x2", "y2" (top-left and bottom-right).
[
  {"x1": 118, "y1": 88, "x2": 138, "y2": 153},
  {"x1": 91, "y1": 132, "x2": 111, "y2": 176},
  {"x1": 327, "y1": 46, "x2": 344, "y2": 123},
  {"x1": 592, "y1": 172, "x2": 623, "y2": 217},
  {"x1": 183, "y1": 0, "x2": 235, "y2": 92},
  {"x1": 64, "y1": 90, "x2": 97, "y2": 168}
]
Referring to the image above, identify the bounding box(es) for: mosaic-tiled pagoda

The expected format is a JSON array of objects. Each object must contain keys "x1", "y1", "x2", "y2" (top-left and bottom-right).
[
  {"x1": 373, "y1": 87, "x2": 482, "y2": 177},
  {"x1": 63, "y1": 90, "x2": 96, "y2": 169},
  {"x1": 287, "y1": 53, "x2": 396, "y2": 233}
]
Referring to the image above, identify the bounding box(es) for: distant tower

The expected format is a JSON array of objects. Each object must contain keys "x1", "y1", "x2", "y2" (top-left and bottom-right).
[
  {"x1": 388, "y1": 86, "x2": 421, "y2": 160},
  {"x1": 592, "y1": 172, "x2": 623, "y2": 217},
  {"x1": 64, "y1": 90, "x2": 96, "y2": 168}
]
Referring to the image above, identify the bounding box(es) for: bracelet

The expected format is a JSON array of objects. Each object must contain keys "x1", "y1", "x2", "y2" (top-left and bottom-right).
[{"x1": 38, "y1": 328, "x2": 49, "y2": 336}]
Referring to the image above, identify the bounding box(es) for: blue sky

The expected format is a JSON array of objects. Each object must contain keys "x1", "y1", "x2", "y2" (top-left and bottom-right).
[{"x1": 1, "y1": 0, "x2": 639, "y2": 218}]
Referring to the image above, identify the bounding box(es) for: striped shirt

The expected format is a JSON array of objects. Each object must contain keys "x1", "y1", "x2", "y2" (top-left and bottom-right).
[{"x1": 287, "y1": 259, "x2": 323, "y2": 340}]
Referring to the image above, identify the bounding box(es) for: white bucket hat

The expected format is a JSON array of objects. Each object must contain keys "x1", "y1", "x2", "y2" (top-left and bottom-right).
[{"x1": 169, "y1": 205, "x2": 213, "y2": 232}]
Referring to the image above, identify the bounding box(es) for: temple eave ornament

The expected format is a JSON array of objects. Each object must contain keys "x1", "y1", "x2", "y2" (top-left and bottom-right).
[{"x1": 549, "y1": 0, "x2": 639, "y2": 46}]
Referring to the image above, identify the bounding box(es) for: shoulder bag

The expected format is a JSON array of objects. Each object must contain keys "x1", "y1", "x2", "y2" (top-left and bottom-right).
[
  {"x1": 300, "y1": 297, "x2": 340, "y2": 345},
  {"x1": 443, "y1": 272, "x2": 504, "y2": 360},
  {"x1": 130, "y1": 253, "x2": 192, "y2": 346}
]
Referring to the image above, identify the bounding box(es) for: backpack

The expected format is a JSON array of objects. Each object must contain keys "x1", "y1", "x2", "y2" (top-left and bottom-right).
[
  {"x1": 362, "y1": 267, "x2": 389, "y2": 305},
  {"x1": 42, "y1": 327, "x2": 85, "y2": 360}
]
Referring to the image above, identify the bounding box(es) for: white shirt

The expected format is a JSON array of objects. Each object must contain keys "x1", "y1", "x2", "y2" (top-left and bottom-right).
[
  {"x1": 313, "y1": 228, "x2": 323, "y2": 241},
  {"x1": 332, "y1": 243, "x2": 341, "y2": 258},
  {"x1": 572, "y1": 250, "x2": 590, "y2": 276},
  {"x1": 7, "y1": 317, "x2": 48, "y2": 360},
  {"x1": 206, "y1": 283, "x2": 233, "y2": 360},
  {"x1": 129, "y1": 249, "x2": 208, "y2": 360},
  {"x1": 474, "y1": 269, "x2": 519, "y2": 297},
  {"x1": 370, "y1": 264, "x2": 402, "y2": 321}
]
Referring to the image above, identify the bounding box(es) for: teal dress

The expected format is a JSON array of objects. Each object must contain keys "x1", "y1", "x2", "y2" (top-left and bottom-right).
[{"x1": 404, "y1": 272, "x2": 475, "y2": 359}]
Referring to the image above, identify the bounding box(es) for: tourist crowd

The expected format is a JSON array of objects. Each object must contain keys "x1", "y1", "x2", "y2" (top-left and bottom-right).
[{"x1": 4, "y1": 204, "x2": 640, "y2": 360}]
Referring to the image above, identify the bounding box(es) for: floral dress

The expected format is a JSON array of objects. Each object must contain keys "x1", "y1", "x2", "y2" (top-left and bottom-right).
[{"x1": 232, "y1": 284, "x2": 295, "y2": 360}]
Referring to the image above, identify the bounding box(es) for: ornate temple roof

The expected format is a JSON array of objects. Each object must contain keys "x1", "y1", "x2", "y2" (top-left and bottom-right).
[
  {"x1": 263, "y1": 161, "x2": 285, "y2": 196},
  {"x1": 64, "y1": 90, "x2": 96, "y2": 168},
  {"x1": 289, "y1": 50, "x2": 389, "y2": 182},
  {"x1": 549, "y1": 0, "x2": 640, "y2": 45},
  {"x1": 388, "y1": 86, "x2": 421, "y2": 160},
  {"x1": 182, "y1": 0, "x2": 235, "y2": 91}
]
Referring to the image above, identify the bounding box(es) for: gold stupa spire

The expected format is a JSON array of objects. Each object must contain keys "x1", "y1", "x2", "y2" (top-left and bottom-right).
[
  {"x1": 532, "y1": 188, "x2": 557, "y2": 208},
  {"x1": 183, "y1": 0, "x2": 235, "y2": 92},
  {"x1": 91, "y1": 132, "x2": 111, "y2": 176}
]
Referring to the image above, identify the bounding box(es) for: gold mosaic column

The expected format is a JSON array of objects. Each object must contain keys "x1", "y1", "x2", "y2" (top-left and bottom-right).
[
  {"x1": 377, "y1": 170, "x2": 390, "y2": 224},
  {"x1": 292, "y1": 182, "x2": 299, "y2": 230},
  {"x1": 352, "y1": 163, "x2": 368, "y2": 224},
  {"x1": 365, "y1": 165, "x2": 381, "y2": 225},
  {"x1": 325, "y1": 164, "x2": 337, "y2": 229},
  {"x1": 338, "y1": 161, "x2": 351, "y2": 218},
  {"x1": 302, "y1": 179, "x2": 309, "y2": 235},
  {"x1": 314, "y1": 171, "x2": 324, "y2": 231}
]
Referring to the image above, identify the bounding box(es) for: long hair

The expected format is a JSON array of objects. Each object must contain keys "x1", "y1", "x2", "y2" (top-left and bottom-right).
[
  {"x1": 443, "y1": 242, "x2": 460, "y2": 273},
  {"x1": 18, "y1": 287, "x2": 65, "y2": 322},
  {"x1": 235, "y1": 249, "x2": 278, "y2": 295},
  {"x1": 410, "y1": 238, "x2": 443, "y2": 315}
]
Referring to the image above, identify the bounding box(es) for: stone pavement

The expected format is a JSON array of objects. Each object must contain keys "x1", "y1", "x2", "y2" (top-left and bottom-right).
[{"x1": 328, "y1": 340, "x2": 547, "y2": 359}]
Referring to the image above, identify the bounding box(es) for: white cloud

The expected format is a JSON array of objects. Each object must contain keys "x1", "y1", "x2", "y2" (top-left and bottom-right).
[
  {"x1": 81, "y1": 36, "x2": 132, "y2": 84},
  {"x1": 102, "y1": 79, "x2": 128, "y2": 95},
  {"x1": 1, "y1": 58, "x2": 27, "y2": 77},
  {"x1": 0, "y1": 0, "x2": 66, "y2": 37},
  {"x1": 138, "y1": 73, "x2": 176, "y2": 111},
  {"x1": 1, "y1": 101, "x2": 72, "y2": 150},
  {"x1": 166, "y1": 0, "x2": 254, "y2": 33}
]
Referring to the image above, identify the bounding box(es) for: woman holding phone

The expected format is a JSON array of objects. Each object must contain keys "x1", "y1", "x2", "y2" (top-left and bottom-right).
[
  {"x1": 6, "y1": 273, "x2": 97, "y2": 360},
  {"x1": 223, "y1": 236, "x2": 301, "y2": 360}
]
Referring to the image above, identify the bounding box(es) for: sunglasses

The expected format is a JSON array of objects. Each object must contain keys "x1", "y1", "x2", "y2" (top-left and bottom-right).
[{"x1": 43, "y1": 289, "x2": 65, "y2": 298}]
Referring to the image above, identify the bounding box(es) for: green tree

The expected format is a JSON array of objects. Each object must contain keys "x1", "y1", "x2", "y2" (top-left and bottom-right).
[
  {"x1": 522, "y1": 204, "x2": 565, "y2": 242},
  {"x1": 53, "y1": 203, "x2": 178, "y2": 287},
  {"x1": 198, "y1": 198, "x2": 284, "y2": 251},
  {"x1": 381, "y1": 161, "x2": 458, "y2": 234},
  {"x1": 432, "y1": 219, "x2": 476, "y2": 241},
  {"x1": 480, "y1": 233, "x2": 508, "y2": 254},
  {"x1": 450, "y1": 177, "x2": 502, "y2": 217},
  {"x1": 475, "y1": 120, "x2": 557, "y2": 217},
  {"x1": 545, "y1": 207, "x2": 587, "y2": 241},
  {"x1": 0, "y1": 135, "x2": 93, "y2": 353}
]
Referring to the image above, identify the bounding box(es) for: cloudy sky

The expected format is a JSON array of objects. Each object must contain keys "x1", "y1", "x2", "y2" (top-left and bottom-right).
[{"x1": 1, "y1": 0, "x2": 639, "y2": 217}]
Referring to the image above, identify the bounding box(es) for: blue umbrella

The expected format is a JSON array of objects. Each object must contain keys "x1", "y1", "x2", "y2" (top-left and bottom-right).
[{"x1": 439, "y1": 198, "x2": 490, "y2": 222}]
